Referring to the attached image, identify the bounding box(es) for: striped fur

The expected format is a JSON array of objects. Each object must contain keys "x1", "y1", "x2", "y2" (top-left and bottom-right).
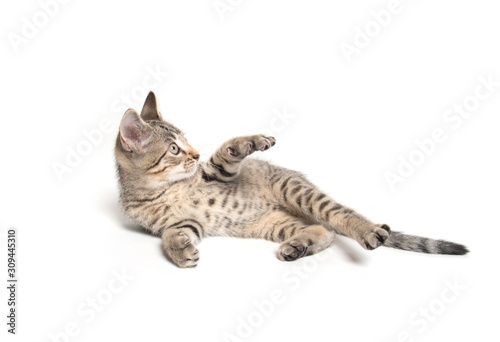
[
  {"x1": 384, "y1": 232, "x2": 468, "y2": 255},
  {"x1": 115, "y1": 92, "x2": 468, "y2": 267}
]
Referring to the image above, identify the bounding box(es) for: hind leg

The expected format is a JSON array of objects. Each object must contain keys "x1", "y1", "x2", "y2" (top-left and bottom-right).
[
  {"x1": 246, "y1": 211, "x2": 335, "y2": 261},
  {"x1": 270, "y1": 169, "x2": 391, "y2": 250}
]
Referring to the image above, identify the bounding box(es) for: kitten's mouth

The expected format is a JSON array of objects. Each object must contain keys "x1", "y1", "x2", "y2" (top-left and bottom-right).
[{"x1": 184, "y1": 162, "x2": 198, "y2": 175}]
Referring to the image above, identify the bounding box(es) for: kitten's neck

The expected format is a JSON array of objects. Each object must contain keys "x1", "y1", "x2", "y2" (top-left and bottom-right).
[{"x1": 117, "y1": 164, "x2": 198, "y2": 200}]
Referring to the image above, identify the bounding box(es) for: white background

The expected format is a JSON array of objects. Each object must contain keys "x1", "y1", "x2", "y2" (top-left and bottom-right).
[{"x1": 1, "y1": 0, "x2": 499, "y2": 341}]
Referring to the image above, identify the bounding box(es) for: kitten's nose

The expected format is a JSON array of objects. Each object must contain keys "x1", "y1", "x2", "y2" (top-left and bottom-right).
[{"x1": 189, "y1": 149, "x2": 200, "y2": 160}]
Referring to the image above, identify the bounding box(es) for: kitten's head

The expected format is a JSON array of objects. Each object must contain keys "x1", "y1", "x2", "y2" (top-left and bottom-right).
[{"x1": 115, "y1": 92, "x2": 200, "y2": 188}]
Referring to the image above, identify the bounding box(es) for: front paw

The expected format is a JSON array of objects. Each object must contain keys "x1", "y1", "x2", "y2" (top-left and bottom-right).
[
  {"x1": 278, "y1": 239, "x2": 308, "y2": 261},
  {"x1": 359, "y1": 224, "x2": 391, "y2": 250},
  {"x1": 226, "y1": 135, "x2": 276, "y2": 158},
  {"x1": 164, "y1": 232, "x2": 200, "y2": 268}
]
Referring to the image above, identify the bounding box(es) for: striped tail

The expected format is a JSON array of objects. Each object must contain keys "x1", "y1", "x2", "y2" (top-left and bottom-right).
[{"x1": 384, "y1": 231, "x2": 469, "y2": 255}]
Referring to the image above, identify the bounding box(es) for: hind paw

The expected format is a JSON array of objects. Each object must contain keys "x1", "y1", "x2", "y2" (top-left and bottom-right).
[{"x1": 360, "y1": 224, "x2": 390, "y2": 250}]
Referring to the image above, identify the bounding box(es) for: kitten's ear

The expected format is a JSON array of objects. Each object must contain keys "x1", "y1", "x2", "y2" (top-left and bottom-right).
[
  {"x1": 140, "y1": 91, "x2": 163, "y2": 121},
  {"x1": 119, "y1": 109, "x2": 154, "y2": 153}
]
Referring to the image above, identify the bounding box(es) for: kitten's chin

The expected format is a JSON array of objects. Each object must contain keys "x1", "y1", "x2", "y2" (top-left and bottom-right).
[{"x1": 166, "y1": 165, "x2": 198, "y2": 183}]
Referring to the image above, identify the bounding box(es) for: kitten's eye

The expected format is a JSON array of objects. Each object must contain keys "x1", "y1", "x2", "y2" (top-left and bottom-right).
[{"x1": 169, "y1": 143, "x2": 180, "y2": 155}]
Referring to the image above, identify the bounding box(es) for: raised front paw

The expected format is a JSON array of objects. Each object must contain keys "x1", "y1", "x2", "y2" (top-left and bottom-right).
[
  {"x1": 359, "y1": 224, "x2": 391, "y2": 250},
  {"x1": 226, "y1": 135, "x2": 276, "y2": 158},
  {"x1": 164, "y1": 231, "x2": 200, "y2": 268}
]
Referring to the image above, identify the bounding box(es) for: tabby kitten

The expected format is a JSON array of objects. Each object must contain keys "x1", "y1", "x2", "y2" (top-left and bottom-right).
[{"x1": 115, "y1": 92, "x2": 468, "y2": 267}]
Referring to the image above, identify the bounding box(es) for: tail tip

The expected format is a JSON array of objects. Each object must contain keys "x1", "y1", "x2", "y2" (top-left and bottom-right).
[{"x1": 441, "y1": 242, "x2": 469, "y2": 255}]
